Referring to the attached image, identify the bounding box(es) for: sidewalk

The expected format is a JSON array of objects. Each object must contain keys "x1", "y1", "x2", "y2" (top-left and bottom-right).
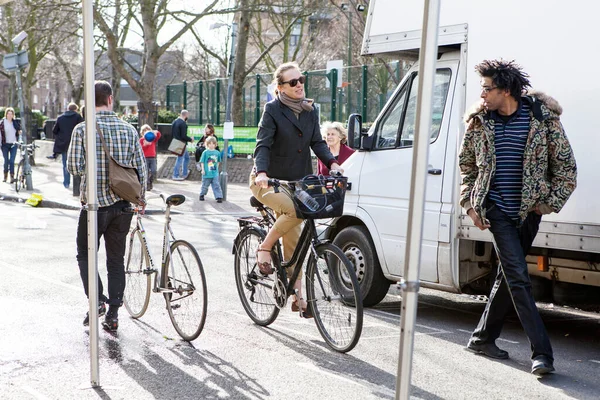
[{"x1": 0, "y1": 140, "x2": 257, "y2": 216}]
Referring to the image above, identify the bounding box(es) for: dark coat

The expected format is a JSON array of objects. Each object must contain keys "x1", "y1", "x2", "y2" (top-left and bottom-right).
[
  {"x1": 171, "y1": 117, "x2": 192, "y2": 142},
  {"x1": 52, "y1": 111, "x2": 83, "y2": 154},
  {"x1": 254, "y1": 98, "x2": 336, "y2": 181},
  {"x1": 0, "y1": 118, "x2": 21, "y2": 145}
]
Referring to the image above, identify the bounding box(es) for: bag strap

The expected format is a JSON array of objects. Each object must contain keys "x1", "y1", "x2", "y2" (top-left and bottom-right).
[{"x1": 96, "y1": 121, "x2": 112, "y2": 159}]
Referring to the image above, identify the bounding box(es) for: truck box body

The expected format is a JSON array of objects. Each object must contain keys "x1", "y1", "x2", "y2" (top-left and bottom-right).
[{"x1": 331, "y1": 0, "x2": 600, "y2": 305}]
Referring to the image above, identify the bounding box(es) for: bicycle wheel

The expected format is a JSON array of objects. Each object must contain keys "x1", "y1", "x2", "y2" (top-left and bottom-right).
[
  {"x1": 306, "y1": 243, "x2": 363, "y2": 353},
  {"x1": 14, "y1": 160, "x2": 24, "y2": 192},
  {"x1": 233, "y1": 228, "x2": 280, "y2": 326},
  {"x1": 163, "y1": 240, "x2": 207, "y2": 341},
  {"x1": 123, "y1": 229, "x2": 151, "y2": 318}
]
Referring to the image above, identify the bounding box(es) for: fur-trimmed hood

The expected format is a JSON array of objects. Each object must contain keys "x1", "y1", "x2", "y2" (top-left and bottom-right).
[{"x1": 464, "y1": 90, "x2": 562, "y2": 124}]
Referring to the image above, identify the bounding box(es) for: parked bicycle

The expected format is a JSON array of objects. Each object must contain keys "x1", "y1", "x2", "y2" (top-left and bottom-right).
[
  {"x1": 14, "y1": 141, "x2": 38, "y2": 193},
  {"x1": 233, "y1": 174, "x2": 363, "y2": 353},
  {"x1": 123, "y1": 193, "x2": 207, "y2": 341}
]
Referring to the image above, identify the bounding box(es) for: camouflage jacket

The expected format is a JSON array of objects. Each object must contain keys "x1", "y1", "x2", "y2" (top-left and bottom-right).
[{"x1": 459, "y1": 91, "x2": 577, "y2": 223}]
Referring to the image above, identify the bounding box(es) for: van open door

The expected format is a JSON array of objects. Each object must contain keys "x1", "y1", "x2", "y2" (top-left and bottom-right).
[{"x1": 356, "y1": 55, "x2": 459, "y2": 283}]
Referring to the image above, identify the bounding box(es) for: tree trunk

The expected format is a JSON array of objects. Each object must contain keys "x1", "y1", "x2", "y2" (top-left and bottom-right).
[
  {"x1": 232, "y1": 3, "x2": 251, "y2": 126},
  {"x1": 137, "y1": 79, "x2": 156, "y2": 128}
]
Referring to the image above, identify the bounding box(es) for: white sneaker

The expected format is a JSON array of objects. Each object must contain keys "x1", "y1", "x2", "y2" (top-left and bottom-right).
[
  {"x1": 172, "y1": 176, "x2": 184, "y2": 181},
  {"x1": 195, "y1": 162, "x2": 201, "y2": 172}
]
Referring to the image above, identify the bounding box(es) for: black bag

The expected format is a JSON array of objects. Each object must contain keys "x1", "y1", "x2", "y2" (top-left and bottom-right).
[
  {"x1": 97, "y1": 122, "x2": 143, "y2": 205},
  {"x1": 292, "y1": 175, "x2": 348, "y2": 219}
]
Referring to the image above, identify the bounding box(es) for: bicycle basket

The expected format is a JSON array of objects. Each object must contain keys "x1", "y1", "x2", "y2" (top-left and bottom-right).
[{"x1": 292, "y1": 175, "x2": 348, "y2": 219}]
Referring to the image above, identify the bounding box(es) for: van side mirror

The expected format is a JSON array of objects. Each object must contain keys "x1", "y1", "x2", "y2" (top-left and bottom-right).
[{"x1": 347, "y1": 113, "x2": 362, "y2": 149}]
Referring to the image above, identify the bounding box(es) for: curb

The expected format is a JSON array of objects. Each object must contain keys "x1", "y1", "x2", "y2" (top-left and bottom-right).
[{"x1": 0, "y1": 192, "x2": 173, "y2": 214}]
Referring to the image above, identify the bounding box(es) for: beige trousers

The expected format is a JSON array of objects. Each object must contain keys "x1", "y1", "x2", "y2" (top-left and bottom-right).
[{"x1": 249, "y1": 173, "x2": 303, "y2": 279}]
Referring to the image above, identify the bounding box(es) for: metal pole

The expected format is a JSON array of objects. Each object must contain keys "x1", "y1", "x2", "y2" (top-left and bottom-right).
[
  {"x1": 330, "y1": 69, "x2": 337, "y2": 122},
  {"x1": 216, "y1": 80, "x2": 221, "y2": 125},
  {"x1": 255, "y1": 74, "x2": 260, "y2": 126},
  {"x1": 14, "y1": 60, "x2": 32, "y2": 190},
  {"x1": 166, "y1": 84, "x2": 170, "y2": 111},
  {"x1": 82, "y1": 0, "x2": 100, "y2": 387},
  {"x1": 221, "y1": 22, "x2": 238, "y2": 201},
  {"x1": 395, "y1": 0, "x2": 440, "y2": 399},
  {"x1": 183, "y1": 80, "x2": 187, "y2": 110},
  {"x1": 198, "y1": 81, "x2": 203, "y2": 124}
]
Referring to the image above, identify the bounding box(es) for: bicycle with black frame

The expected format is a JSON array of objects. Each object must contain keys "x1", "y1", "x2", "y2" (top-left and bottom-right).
[{"x1": 232, "y1": 173, "x2": 363, "y2": 353}]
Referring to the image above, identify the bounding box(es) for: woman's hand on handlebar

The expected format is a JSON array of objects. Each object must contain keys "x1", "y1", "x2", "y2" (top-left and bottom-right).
[
  {"x1": 330, "y1": 162, "x2": 344, "y2": 176},
  {"x1": 255, "y1": 172, "x2": 270, "y2": 189}
]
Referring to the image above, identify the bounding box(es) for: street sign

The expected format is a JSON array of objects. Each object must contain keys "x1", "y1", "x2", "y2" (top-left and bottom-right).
[
  {"x1": 2, "y1": 50, "x2": 29, "y2": 71},
  {"x1": 223, "y1": 121, "x2": 234, "y2": 139},
  {"x1": 326, "y1": 60, "x2": 344, "y2": 88}
]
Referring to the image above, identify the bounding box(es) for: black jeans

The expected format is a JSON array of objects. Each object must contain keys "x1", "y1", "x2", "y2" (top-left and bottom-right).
[
  {"x1": 470, "y1": 204, "x2": 553, "y2": 362},
  {"x1": 76, "y1": 201, "x2": 133, "y2": 307}
]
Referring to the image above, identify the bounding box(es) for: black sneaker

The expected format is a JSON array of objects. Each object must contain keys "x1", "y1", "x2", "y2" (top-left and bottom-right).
[
  {"x1": 216, "y1": 198, "x2": 223, "y2": 203},
  {"x1": 199, "y1": 195, "x2": 205, "y2": 201},
  {"x1": 83, "y1": 303, "x2": 106, "y2": 326},
  {"x1": 102, "y1": 308, "x2": 119, "y2": 332}
]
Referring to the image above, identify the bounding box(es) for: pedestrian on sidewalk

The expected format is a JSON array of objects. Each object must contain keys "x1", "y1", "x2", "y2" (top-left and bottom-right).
[
  {"x1": 459, "y1": 59, "x2": 577, "y2": 375},
  {"x1": 195, "y1": 123, "x2": 219, "y2": 171},
  {"x1": 198, "y1": 136, "x2": 223, "y2": 203},
  {"x1": 171, "y1": 109, "x2": 192, "y2": 180},
  {"x1": 48, "y1": 103, "x2": 83, "y2": 189},
  {"x1": 0, "y1": 107, "x2": 22, "y2": 183},
  {"x1": 68, "y1": 80, "x2": 147, "y2": 332},
  {"x1": 139, "y1": 124, "x2": 161, "y2": 191}
]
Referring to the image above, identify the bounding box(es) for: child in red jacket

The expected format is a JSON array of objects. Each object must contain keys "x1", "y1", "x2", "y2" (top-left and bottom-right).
[{"x1": 140, "y1": 124, "x2": 162, "y2": 191}]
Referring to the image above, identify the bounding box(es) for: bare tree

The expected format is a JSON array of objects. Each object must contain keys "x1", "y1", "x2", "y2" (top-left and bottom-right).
[{"x1": 93, "y1": 0, "x2": 225, "y2": 127}]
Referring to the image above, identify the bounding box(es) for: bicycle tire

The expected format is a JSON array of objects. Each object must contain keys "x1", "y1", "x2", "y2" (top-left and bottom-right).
[
  {"x1": 163, "y1": 240, "x2": 207, "y2": 341},
  {"x1": 15, "y1": 160, "x2": 24, "y2": 192},
  {"x1": 233, "y1": 228, "x2": 280, "y2": 326},
  {"x1": 306, "y1": 243, "x2": 363, "y2": 353},
  {"x1": 123, "y1": 229, "x2": 151, "y2": 318}
]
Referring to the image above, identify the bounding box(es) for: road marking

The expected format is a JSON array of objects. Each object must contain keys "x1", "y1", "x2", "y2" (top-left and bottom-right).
[
  {"x1": 0, "y1": 260, "x2": 80, "y2": 292},
  {"x1": 590, "y1": 360, "x2": 600, "y2": 364},
  {"x1": 457, "y1": 329, "x2": 472, "y2": 334},
  {"x1": 497, "y1": 338, "x2": 519, "y2": 344},
  {"x1": 297, "y1": 362, "x2": 396, "y2": 398},
  {"x1": 21, "y1": 386, "x2": 51, "y2": 400}
]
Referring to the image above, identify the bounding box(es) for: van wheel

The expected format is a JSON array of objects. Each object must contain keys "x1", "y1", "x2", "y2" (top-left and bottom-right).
[{"x1": 334, "y1": 226, "x2": 391, "y2": 306}]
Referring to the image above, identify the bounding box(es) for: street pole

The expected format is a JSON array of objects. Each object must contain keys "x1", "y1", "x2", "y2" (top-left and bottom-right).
[
  {"x1": 14, "y1": 49, "x2": 33, "y2": 190},
  {"x1": 221, "y1": 22, "x2": 238, "y2": 201},
  {"x1": 395, "y1": 0, "x2": 440, "y2": 398},
  {"x1": 82, "y1": 0, "x2": 101, "y2": 387}
]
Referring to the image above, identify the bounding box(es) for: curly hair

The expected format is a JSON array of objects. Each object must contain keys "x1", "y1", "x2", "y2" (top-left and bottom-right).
[
  {"x1": 321, "y1": 121, "x2": 348, "y2": 144},
  {"x1": 475, "y1": 59, "x2": 531, "y2": 99}
]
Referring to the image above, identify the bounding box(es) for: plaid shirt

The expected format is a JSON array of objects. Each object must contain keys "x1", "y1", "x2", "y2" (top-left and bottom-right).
[{"x1": 67, "y1": 111, "x2": 147, "y2": 207}]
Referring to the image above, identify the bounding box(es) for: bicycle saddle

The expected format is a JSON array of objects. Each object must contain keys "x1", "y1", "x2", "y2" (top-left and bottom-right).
[
  {"x1": 166, "y1": 194, "x2": 186, "y2": 206},
  {"x1": 249, "y1": 196, "x2": 263, "y2": 208}
]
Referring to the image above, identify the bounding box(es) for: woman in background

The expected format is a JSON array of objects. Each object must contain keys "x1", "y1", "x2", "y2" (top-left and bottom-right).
[
  {"x1": 317, "y1": 121, "x2": 355, "y2": 176},
  {"x1": 0, "y1": 107, "x2": 22, "y2": 183}
]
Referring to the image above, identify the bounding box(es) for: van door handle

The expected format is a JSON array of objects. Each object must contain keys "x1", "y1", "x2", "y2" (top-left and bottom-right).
[{"x1": 428, "y1": 168, "x2": 442, "y2": 175}]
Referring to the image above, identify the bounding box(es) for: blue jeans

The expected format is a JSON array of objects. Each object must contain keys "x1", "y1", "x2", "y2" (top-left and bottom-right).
[
  {"x1": 173, "y1": 151, "x2": 190, "y2": 178},
  {"x1": 1, "y1": 143, "x2": 18, "y2": 174},
  {"x1": 470, "y1": 204, "x2": 553, "y2": 362},
  {"x1": 76, "y1": 201, "x2": 133, "y2": 306},
  {"x1": 200, "y1": 176, "x2": 223, "y2": 199},
  {"x1": 61, "y1": 152, "x2": 70, "y2": 188},
  {"x1": 146, "y1": 157, "x2": 157, "y2": 184}
]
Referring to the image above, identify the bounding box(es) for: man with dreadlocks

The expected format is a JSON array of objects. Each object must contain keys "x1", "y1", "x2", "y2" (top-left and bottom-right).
[{"x1": 459, "y1": 59, "x2": 577, "y2": 375}]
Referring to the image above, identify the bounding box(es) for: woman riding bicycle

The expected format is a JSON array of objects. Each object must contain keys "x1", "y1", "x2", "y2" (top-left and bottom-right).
[{"x1": 251, "y1": 61, "x2": 344, "y2": 317}]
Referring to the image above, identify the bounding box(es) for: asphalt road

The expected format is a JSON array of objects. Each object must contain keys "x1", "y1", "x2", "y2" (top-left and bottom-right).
[{"x1": 1, "y1": 203, "x2": 599, "y2": 399}]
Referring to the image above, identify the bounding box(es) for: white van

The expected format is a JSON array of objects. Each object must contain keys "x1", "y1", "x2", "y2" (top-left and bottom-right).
[{"x1": 328, "y1": 0, "x2": 600, "y2": 306}]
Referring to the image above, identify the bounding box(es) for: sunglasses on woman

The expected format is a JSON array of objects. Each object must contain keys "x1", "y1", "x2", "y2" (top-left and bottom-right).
[{"x1": 280, "y1": 75, "x2": 306, "y2": 87}]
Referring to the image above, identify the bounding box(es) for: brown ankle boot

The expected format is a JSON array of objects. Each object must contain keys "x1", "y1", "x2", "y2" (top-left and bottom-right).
[
  {"x1": 2, "y1": 172, "x2": 6, "y2": 182},
  {"x1": 10, "y1": 173, "x2": 15, "y2": 183}
]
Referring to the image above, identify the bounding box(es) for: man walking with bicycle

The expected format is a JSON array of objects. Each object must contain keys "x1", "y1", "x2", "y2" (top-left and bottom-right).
[{"x1": 68, "y1": 80, "x2": 147, "y2": 331}]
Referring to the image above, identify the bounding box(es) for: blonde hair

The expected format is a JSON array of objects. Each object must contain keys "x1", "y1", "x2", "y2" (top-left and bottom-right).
[
  {"x1": 205, "y1": 136, "x2": 218, "y2": 146},
  {"x1": 321, "y1": 121, "x2": 348, "y2": 144},
  {"x1": 272, "y1": 62, "x2": 301, "y2": 96},
  {"x1": 4, "y1": 107, "x2": 15, "y2": 118},
  {"x1": 140, "y1": 124, "x2": 152, "y2": 136}
]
